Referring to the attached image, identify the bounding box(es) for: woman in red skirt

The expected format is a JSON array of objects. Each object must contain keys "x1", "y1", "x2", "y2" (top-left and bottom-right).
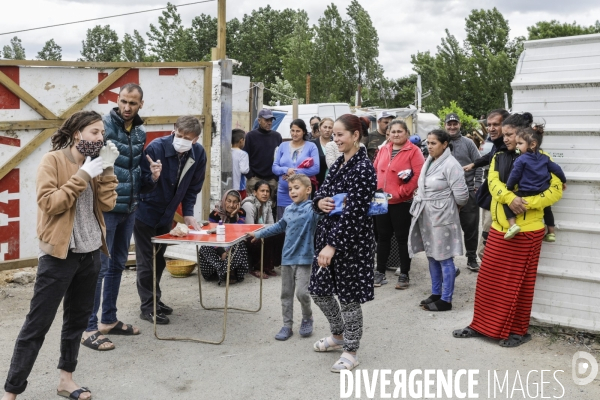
[{"x1": 453, "y1": 112, "x2": 563, "y2": 347}]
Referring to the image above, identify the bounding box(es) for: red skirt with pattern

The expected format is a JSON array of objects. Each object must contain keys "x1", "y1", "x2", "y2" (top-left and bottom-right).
[{"x1": 469, "y1": 227, "x2": 545, "y2": 339}]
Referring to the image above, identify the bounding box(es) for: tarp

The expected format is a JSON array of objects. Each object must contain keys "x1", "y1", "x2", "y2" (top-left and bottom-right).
[{"x1": 251, "y1": 111, "x2": 287, "y2": 131}]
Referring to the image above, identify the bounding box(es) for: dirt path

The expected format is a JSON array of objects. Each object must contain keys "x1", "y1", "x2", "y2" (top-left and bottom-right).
[{"x1": 1, "y1": 253, "x2": 598, "y2": 399}]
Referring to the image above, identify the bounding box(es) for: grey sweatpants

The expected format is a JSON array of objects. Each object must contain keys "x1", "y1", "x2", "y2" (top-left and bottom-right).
[{"x1": 281, "y1": 265, "x2": 312, "y2": 328}]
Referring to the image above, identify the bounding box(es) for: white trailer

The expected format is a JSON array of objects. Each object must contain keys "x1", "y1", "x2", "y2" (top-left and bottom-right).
[{"x1": 511, "y1": 33, "x2": 600, "y2": 332}]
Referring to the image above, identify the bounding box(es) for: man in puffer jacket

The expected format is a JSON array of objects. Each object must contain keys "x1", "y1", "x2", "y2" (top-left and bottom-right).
[{"x1": 83, "y1": 83, "x2": 147, "y2": 350}]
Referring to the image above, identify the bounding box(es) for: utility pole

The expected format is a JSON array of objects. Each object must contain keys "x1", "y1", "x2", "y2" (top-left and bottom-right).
[
  {"x1": 306, "y1": 73, "x2": 311, "y2": 105},
  {"x1": 210, "y1": 0, "x2": 233, "y2": 194},
  {"x1": 212, "y1": 0, "x2": 227, "y2": 60}
]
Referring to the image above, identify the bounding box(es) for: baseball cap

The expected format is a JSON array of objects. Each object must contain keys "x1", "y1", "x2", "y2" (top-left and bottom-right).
[
  {"x1": 445, "y1": 113, "x2": 460, "y2": 123},
  {"x1": 377, "y1": 111, "x2": 396, "y2": 120},
  {"x1": 258, "y1": 109, "x2": 275, "y2": 120}
]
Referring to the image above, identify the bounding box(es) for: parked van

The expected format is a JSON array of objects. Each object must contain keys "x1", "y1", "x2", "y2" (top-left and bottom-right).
[{"x1": 266, "y1": 103, "x2": 351, "y2": 139}]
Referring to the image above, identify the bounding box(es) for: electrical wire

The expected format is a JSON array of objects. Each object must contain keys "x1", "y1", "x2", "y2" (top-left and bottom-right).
[{"x1": 0, "y1": 0, "x2": 216, "y2": 36}]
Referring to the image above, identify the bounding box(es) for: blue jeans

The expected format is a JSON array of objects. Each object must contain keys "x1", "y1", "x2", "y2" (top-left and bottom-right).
[
  {"x1": 427, "y1": 257, "x2": 456, "y2": 303},
  {"x1": 86, "y1": 211, "x2": 135, "y2": 332}
]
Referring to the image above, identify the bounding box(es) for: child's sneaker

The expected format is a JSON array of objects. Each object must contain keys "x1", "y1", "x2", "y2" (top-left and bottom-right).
[
  {"x1": 504, "y1": 224, "x2": 521, "y2": 240},
  {"x1": 275, "y1": 327, "x2": 293, "y2": 341},
  {"x1": 543, "y1": 233, "x2": 556, "y2": 242},
  {"x1": 299, "y1": 318, "x2": 313, "y2": 337}
]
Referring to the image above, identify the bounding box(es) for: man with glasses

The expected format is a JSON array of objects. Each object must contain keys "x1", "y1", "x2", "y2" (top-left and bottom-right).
[
  {"x1": 82, "y1": 83, "x2": 146, "y2": 351},
  {"x1": 134, "y1": 116, "x2": 207, "y2": 325}
]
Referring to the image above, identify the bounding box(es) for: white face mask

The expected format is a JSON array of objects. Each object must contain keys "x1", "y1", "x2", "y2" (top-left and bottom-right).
[{"x1": 173, "y1": 136, "x2": 193, "y2": 153}]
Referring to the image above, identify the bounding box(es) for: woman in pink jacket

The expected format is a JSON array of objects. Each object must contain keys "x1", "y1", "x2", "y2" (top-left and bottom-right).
[{"x1": 373, "y1": 120, "x2": 425, "y2": 289}]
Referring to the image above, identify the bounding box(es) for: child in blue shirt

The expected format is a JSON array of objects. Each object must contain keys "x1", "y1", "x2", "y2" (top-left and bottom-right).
[
  {"x1": 503, "y1": 127, "x2": 566, "y2": 240},
  {"x1": 248, "y1": 174, "x2": 320, "y2": 340}
]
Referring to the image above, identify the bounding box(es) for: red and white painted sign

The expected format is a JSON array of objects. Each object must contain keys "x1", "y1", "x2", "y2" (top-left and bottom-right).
[{"x1": 0, "y1": 66, "x2": 210, "y2": 260}]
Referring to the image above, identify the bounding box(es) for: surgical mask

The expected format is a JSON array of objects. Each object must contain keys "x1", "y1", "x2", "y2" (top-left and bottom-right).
[
  {"x1": 173, "y1": 136, "x2": 193, "y2": 153},
  {"x1": 75, "y1": 133, "x2": 103, "y2": 158}
]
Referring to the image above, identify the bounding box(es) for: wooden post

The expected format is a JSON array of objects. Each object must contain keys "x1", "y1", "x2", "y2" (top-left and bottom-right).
[
  {"x1": 292, "y1": 98, "x2": 299, "y2": 120},
  {"x1": 211, "y1": 0, "x2": 226, "y2": 60},
  {"x1": 306, "y1": 73, "x2": 311, "y2": 105}
]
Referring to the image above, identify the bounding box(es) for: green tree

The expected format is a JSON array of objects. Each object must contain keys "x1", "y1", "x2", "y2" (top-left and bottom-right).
[
  {"x1": 410, "y1": 8, "x2": 522, "y2": 117},
  {"x1": 310, "y1": 3, "x2": 356, "y2": 103},
  {"x1": 346, "y1": 0, "x2": 382, "y2": 88},
  {"x1": 437, "y1": 101, "x2": 478, "y2": 134},
  {"x1": 122, "y1": 30, "x2": 149, "y2": 62},
  {"x1": 411, "y1": 51, "x2": 442, "y2": 112},
  {"x1": 37, "y1": 39, "x2": 62, "y2": 61},
  {"x1": 80, "y1": 25, "x2": 121, "y2": 62},
  {"x1": 228, "y1": 6, "x2": 298, "y2": 103},
  {"x1": 527, "y1": 20, "x2": 600, "y2": 40},
  {"x1": 2, "y1": 36, "x2": 26, "y2": 60},
  {"x1": 188, "y1": 14, "x2": 217, "y2": 61},
  {"x1": 281, "y1": 11, "x2": 314, "y2": 102},
  {"x1": 147, "y1": 3, "x2": 191, "y2": 61},
  {"x1": 267, "y1": 77, "x2": 304, "y2": 106},
  {"x1": 464, "y1": 8, "x2": 510, "y2": 55}
]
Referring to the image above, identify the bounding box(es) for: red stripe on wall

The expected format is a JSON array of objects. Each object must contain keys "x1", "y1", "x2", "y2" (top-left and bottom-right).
[
  {"x1": 0, "y1": 66, "x2": 20, "y2": 109},
  {"x1": 0, "y1": 136, "x2": 21, "y2": 147},
  {"x1": 158, "y1": 68, "x2": 178, "y2": 76}
]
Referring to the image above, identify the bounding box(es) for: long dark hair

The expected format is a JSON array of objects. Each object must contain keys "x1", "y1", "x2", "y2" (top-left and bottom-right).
[
  {"x1": 290, "y1": 119, "x2": 308, "y2": 136},
  {"x1": 427, "y1": 129, "x2": 453, "y2": 152},
  {"x1": 502, "y1": 112, "x2": 533, "y2": 129},
  {"x1": 336, "y1": 114, "x2": 363, "y2": 142},
  {"x1": 51, "y1": 111, "x2": 103, "y2": 151}
]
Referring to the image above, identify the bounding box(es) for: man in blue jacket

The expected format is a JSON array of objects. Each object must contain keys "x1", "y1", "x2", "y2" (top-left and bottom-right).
[
  {"x1": 83, "y1": 83, "x2": 145, "y2": 351},
  {"x1": 135, "y1": 116, "x2": 207, "y2": 325}
]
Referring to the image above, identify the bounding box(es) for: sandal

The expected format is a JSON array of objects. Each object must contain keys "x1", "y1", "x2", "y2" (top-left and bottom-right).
[
  {"x1": 249, "y1": 270, "x2": 267, "y2": 279},
  {"x1": 452, "y1": 326, "x2": 482, "y2": 339},
  {"x1": 499, "y1": 333, "x2": 532, "y2": 348},
  {"x1": 81, "y1": 332, "x2": 114, "y2": 351},
  {"x1": 57, "y1": 387, "x2": 91, "y2": 399},
  {"x1": 313, "y1": 336, "x2": 343, "y2": 352},
  {"x1": 331, "y1": 352, "x2": 359, "y2": 373},
  {"x1": 99, "y1": 321, "x2": 139, "y2": 336},
  {"x1": 266, "y1": 270, "x2": 278, "y2": 277}
]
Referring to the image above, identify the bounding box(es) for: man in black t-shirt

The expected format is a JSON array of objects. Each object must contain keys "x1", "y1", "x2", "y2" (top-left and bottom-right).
[{"x1": 244, "y1": 109, "x2": 282, "y2": 202}]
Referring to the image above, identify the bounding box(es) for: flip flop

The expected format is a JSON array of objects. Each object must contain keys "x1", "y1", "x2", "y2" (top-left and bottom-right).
[
  {"x1": 81, "y1": 332, "x2": 114, "y2": 351},
  {"x1": 452, "y1": 327, "x2": 482, "y2": 338},
  {"x1": 57, "y1": 387, "x2": 92, "y2": 399},
  {"x1": 499, "y1": 333, "x2": 532, "y2": 348},
  {"x1": 100, "y1": 321, "x2": 139, "y2": 336}
]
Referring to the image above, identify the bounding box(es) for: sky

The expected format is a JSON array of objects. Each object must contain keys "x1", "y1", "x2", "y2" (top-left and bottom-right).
[{"x1": 2, "y1": 0, "x2": 600, "y2": 79}]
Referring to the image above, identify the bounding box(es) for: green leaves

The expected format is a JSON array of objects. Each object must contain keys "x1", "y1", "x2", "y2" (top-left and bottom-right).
[
  {"x1": 527, "y1": 20, "x2": 600, "y2": 40},
  {"x1": 2, "y1": 36, "x2": 26, "y2": 60},
  {"x1": 80, "y1": 25, "x2": 121, "y2": 62},
  {"x1": 437, "y1": 101, "x2": 478, "y2": 134},
  {"x1": 37, "y1": 39, "x2": 62, "y2": 61},
  {"x1": 410, "y1": 7, "x2": 521, "y2": 118}
]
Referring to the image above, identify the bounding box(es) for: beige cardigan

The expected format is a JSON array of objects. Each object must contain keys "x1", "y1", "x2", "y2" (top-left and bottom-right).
[{"x1": 36, "y1": 148, "x2": 118, "y2": 259}]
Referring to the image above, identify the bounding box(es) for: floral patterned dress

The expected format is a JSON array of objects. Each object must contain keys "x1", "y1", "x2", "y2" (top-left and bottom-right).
[{"x1": 309, "y1": 146, "x2": 377, "y2": 304}]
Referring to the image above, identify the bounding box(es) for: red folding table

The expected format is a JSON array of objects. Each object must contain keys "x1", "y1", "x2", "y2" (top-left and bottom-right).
[{"x1": 151, "y1": 223, "x2": 264, "y2": 344}]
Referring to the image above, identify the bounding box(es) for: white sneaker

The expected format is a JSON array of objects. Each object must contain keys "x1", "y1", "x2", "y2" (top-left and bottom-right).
[{"x1": 395, "y1": 267, "x2": 401, "y2": 276}]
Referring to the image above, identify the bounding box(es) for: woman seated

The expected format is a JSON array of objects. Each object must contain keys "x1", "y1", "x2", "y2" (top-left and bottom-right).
[
  {"x1": 241, "y1": 180, "x2": 283, "y2": 278},
  {"x1": 198, "y1": 190, "x2": 249, "y2": 284}
]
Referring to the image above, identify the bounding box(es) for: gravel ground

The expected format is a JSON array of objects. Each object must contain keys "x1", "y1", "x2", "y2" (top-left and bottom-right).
[{"x1": 1, "y1": 252, "x2": 599, "y2": 399}]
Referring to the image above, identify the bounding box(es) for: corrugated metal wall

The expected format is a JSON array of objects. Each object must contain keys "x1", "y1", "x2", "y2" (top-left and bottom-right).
[{"x1": 511, "y1": 33, "x2": 600, "y2": 332}]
